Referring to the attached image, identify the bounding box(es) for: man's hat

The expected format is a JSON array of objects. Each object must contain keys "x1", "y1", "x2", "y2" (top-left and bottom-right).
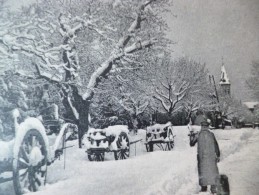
[{"x1": 200, "y1": 116, "x2": 211, "y2": 126}]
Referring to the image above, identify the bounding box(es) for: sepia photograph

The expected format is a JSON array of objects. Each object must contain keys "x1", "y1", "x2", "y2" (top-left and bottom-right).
[{"x1": 0, "y1": 0, "x2": 258, "y2": 194}]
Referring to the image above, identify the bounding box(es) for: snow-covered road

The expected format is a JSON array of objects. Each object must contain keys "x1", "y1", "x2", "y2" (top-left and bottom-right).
[
  {"x1": 1, "y1": 127, "x2": 259, "y2": 195},
  {"x1": 219, "y1": 130, "x2": 259, "y2": 195}
]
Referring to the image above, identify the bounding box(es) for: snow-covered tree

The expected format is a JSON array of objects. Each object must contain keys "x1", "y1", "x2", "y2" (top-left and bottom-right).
[
  {"x1": 91, "y1": 66, "x2": 151, "y2": 130},
  {"x1": 149, "y1": 57, "x2": 210, "y2": 116},
  {"x1": 182, "y1": 90, "x2": 214, "y2": 121},
  {"x1": 115, "y1": 93, "x2": 149, "y2": 129},
  {"x1": 0, "y1": 0, "x2": 171, "y2": 147},
  {"x1": 0, "y1": 70, "x2": 29, "y2": 140}
]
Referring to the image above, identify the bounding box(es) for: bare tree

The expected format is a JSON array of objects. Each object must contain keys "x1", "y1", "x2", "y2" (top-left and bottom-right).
[{"x1": 150, "y1": 57, "x2": 210, "y2": 116}]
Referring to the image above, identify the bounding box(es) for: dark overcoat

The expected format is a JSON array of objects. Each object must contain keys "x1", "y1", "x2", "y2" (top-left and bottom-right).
[{"x1": 190, "y1": 129, "x2": 220, "y2": 186}]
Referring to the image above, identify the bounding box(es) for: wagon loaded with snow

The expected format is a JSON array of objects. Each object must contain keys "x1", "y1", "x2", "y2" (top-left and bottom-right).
[
  {"x1": 0, "y1": 109, "x2": 77, "y2": 195},
  {"x1": 145, "y1": 122, "x2": 175, "y2": 152},
  {"x1": 84, "y1": 125, "x2": 130, "y2": 161}
]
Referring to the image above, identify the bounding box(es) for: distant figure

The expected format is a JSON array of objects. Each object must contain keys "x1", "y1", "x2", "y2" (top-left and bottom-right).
[{"x1": 189, "y1": 117, "x2": 220, "y2": 194}]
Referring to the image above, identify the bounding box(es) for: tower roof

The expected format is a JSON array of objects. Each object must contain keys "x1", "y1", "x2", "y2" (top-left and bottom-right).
[{"x1": 219, "y1": 65, "x2": 230, "y2": 85}]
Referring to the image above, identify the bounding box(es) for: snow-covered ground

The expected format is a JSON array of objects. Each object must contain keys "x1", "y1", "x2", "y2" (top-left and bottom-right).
[{"x1": 1, "y1": 126, "x2": 259, "y2": 195}]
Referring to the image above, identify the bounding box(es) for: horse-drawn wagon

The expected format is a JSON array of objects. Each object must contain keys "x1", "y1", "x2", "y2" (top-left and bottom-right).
[
  {"x1": 145, "y1": 122, "x2": 175, "y2": 152},
  {"x1": 0, "y1": 109, "x2": 77, "y2": 195}
]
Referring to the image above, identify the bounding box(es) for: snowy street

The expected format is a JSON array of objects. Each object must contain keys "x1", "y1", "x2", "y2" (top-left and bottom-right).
[
  {"x1": 1, "y1": 127, "x2": 259, "y2": 195},
  {"x1": 219, "y1": 130, "x2": 259, "y2": 195}
]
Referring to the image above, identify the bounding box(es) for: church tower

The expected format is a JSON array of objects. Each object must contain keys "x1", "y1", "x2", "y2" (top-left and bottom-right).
[{"x1": 219, "y1": 62, "x2": 231, "y2": 96}]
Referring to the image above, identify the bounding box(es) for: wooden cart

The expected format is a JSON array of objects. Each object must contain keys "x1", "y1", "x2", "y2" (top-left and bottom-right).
[
  {"x1": 0, "y1": 109, "x2": 77, "y2": 195},
  {"x1": 145, "y1": 122, "x2": 175, "y2": 152},
  {"x1": 84, "y1": 126, "x2": 130, "y2": 161}
]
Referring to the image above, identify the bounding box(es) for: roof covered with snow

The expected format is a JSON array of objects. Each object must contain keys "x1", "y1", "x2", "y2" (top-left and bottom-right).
[
  {"x1": 219, "y1": 65, "x2": 230, "y2": 85},
  {"x1": 243, "y1": 102, "x2": 259, "y2": 109}
]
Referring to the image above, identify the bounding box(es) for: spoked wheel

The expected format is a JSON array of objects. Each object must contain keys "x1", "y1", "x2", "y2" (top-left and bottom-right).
[
  {"x1": 145, "y1": 143, "x2": 154, "y2": 152},
  {"x1": 145, "y1": 133, "x2": 153, "y2": 152},
  {"x1": 165, "y1": 128, "x2": 175, "y2": 151},
  {"x1": 13, "y1": 129, "x2": 48, "y2": 195},
  {"x1": 88, "y1": 152, "x2": 105, "y2": 162},
  {"x1": 114, "y1": 132, "x2": 130, "y2": 160}
]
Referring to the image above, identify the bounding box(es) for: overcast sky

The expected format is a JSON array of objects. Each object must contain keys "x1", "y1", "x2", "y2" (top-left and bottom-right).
[
  {"x1": 168, "y1": 0, "x2": 259, "y2": 101},
  {"x1": 6, "y1": 0, "x2": 259, "y2": 101}
]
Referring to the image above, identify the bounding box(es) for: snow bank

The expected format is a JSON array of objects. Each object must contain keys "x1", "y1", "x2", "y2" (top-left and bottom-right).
[{"x1": 214, "y1": 129, "x2": 254, "y2": 160}]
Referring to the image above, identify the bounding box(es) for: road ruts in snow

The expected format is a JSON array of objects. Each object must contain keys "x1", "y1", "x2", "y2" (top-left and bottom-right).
[
  {"x1": 146, "y1": 128, "x2": 256, "y2": 195},
  {"x1": 219, "y1": 130, "x2": 259, "y2": 195}
]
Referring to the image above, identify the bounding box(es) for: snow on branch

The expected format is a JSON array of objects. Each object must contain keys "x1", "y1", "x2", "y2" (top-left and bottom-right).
[
  {"x1": 34, "y1": 62, "x2": 62, "y2": 83},
  {"x1": 118, "y1": 0, "x2": 156, "y2": 48},
  {"x1": 114, "y1": 95, "x2": 149, "y2": 116},
  {"x1": 83, "y1": 38, "x2": 157, "y2": 100},
  {"x1": 153, "y1": 94, "x2": 170, "y2": 113},
  {"x1": 154, "y1": 79, "x2": 190, "y2": 114},
  {"x1": 124, "y1": 39, "x2": 157, "y2": 54},
  {"x1": 136, "y1": 99, "x2": 149, "y2": 115},
  {"x1": 67, "y1": 96, "x2": 79, "y2": 120}
]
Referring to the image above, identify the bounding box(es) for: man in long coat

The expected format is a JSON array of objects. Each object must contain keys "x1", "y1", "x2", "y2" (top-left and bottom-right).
[{"x1": 189, "y1": 118, "x2": 220, "y2": 194}]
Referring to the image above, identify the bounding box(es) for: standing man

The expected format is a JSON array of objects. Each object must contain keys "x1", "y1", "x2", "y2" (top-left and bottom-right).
[{"x1": 189, "y1": 117, "x2": 220, "y2": 194}]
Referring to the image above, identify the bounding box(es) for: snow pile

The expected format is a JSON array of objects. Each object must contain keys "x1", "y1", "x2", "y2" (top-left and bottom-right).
[
  {"x1": 214, "y1": 129, "x2": 254, "y2": 160},
  {"x1": 89, "y1": 132, "x2": 106, "y2": 140},
  {"x1": 105, "y1": 125, "x2": 129, "y2": 136},
  {"x1": 147, "y1": 122, "x2": 172, "y2": 134}
]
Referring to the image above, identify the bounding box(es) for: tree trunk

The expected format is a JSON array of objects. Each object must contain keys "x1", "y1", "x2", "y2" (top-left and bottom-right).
[
  {"x1": 77, "y1": 101, "x2": 90, "y2": 148},
  {"x1": 72, "y1": 88, "x2": 90, "y2": 148},
  {"x1": 62, "y1": 96, "x2": 78, "y2": 124},
  {"x1": 62, "y1": 87, "x2": 90, "y2": 148},
  {"x1": 132, "y1": 115, "x2": 138, "y2": 134}
]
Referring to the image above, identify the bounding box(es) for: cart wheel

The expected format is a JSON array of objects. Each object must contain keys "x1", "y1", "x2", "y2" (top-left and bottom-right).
[
  {"x1": 165, "y1": 128, "x2": 174, "y2": 151},
  {"x1": 145, "y1": 132, "x2": 153, "y2": 152},
  {"x1": 146, "y1": 143, "x2": 153, "y2": 152},
  {"x1": 145, "y1": 143, "x2": 150, "y2": 152},
  {"x1": 88, "y1": 153, "x2": 105, "y2": 161},
  {"x1": 114, "y1": 132, "x2": 130, "y2": 160},
  {"x1": 13, "y1": 129, "x2": 48, "y2": 195}
]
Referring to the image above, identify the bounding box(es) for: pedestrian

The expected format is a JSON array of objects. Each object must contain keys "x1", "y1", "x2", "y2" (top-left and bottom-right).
[{"x1": 189, "y1": 117, "x2": 220, "y2": 194}]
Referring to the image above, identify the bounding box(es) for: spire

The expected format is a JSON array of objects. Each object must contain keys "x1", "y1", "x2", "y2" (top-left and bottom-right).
[{"x1": 219, "y1": 57, "x2": 230, "y2": 85}]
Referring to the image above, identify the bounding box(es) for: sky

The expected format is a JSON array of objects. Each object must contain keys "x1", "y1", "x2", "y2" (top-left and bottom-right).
[
  {"x1": 6, "y1": 0, "x2": 259, "y2": 101},
  {"x1": 168, "y1": 0, "x2": 259, "y2": 101}
]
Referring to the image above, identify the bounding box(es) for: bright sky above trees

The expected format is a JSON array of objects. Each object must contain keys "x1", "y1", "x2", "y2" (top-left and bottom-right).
[{"x1": 6, "y1": 0, "x2": 259, "y2": 101}]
